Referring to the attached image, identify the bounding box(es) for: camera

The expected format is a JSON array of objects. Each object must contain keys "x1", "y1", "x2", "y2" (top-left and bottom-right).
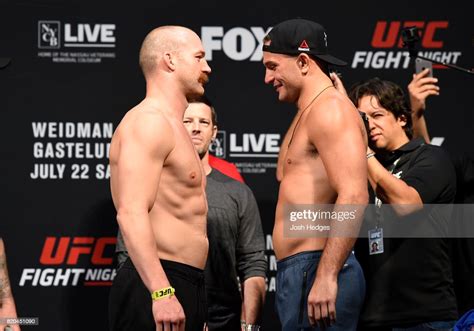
[
  {"x1": 401, "y1": 26, "x2": 421, "y2": 57},
  {"x1": 401, "y1": 26, "x2": 420, "y2": 47},
  {"x1": 359, "y1": 110, "x2": 370, "y2": 137}
]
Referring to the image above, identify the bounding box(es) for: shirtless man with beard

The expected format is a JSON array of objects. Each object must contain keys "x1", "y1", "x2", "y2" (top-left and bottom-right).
[{"x1": 108, "y1": 26, "x2": 211, "y2": 331}]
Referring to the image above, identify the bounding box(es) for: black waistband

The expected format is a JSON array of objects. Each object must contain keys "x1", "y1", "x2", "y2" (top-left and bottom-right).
[{"x1": 122, "y1": 257, "x2": 204, "y2": 285}]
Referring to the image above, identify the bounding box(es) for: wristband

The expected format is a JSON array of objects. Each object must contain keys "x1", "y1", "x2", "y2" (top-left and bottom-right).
[
  {"x1": 245, "y1": 324, "x2": 261, "y2": 331},
  {"x1": 151, "y1": 286, "x2": 175, "y2": 301},
  {"x1": 366, "y1": 152, "x2": 376, "y2": 159}
]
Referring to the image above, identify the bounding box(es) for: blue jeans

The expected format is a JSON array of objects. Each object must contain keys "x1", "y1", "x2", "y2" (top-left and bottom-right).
[
  {"x1": 275, "y1": 250, "x2": 365, "y2": 331},
  {"x1": 393, "y1": 320, "x2": 456, "y2": 331}
]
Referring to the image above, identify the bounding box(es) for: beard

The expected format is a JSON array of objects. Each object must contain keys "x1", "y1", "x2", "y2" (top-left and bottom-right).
[
  {"x1": 198, "y1": 73, "x2": 209, "y2": 85},
  {"x1": 186, "y1": 74, "x2": 209, "y2": 101}
]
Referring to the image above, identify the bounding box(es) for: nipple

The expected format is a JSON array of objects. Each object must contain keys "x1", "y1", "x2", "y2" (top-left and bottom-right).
[{"x1": 190, "y1": 171, "x2": 197, "y2": 179}]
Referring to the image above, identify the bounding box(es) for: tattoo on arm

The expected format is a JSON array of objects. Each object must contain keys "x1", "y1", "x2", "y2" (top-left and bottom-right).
[{"x1": 0, "y1": 251, "x2": 13, "y2": 305}]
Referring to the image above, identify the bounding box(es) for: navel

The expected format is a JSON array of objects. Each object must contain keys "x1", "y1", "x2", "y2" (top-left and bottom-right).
[{"x1": 287, "y1": 158, "x2": 292, "y2": 164}]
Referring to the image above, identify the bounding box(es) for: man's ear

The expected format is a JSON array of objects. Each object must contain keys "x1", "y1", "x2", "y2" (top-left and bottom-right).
[
  {"x1": 212, "y1": 125, "x2": 218, "y2": 140},
  {"x1": 164, "y1": 52, "x2": 175, "y2": 71},
  {"x1": 398, "y1": 114, "x2": 407, "y2": 127},
  {"x1": 297, "y1": 54, "x2": 310, "y2": 74}
]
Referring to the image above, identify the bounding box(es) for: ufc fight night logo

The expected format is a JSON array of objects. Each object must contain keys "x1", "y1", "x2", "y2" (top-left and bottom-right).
[
  {"x1": 351, "y1": 20, "x2": 462, "y2": 69},
  {"x1": 38, "y1": 21, "x2": 60, "y2": 49},
  {"x1": 19, "y1": 236, "x2": 117, "y2": 287}
]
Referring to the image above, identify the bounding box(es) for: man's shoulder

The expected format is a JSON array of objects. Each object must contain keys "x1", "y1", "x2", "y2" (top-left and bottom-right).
[
  {"x1": 111, "y1": 104, "x2": 175, "y2": 159},
  {"x1": 208, "y1": 168, "x2": 254, "y2": 197},
  {"x1": 410, "y1": 143, "x2": 454, "y2": 166},
  {"x1": 115, "y1": 105, "x2": 172, "y2": 140},
  {"x1": 128, "y1": 103, "x2": 171, "y2": 127},
  {"x1": 399, "y1": 142, "x2": 456, "y2": 202},
  {"x1": 208, "y1": 155, "x2": 244, "y2": 183},
  {"x1": 209, "y1": 168, "x2": 244, "y2": 187},
  {"x1": 422, "y1": 143, "x2": 450, "y2": 155},
  {"x1": 313, "y1": 88, "x2": 354, "y2": 110},
  {"x1": 306, "y1": 89, "x2": 359, "y2": 127},
  {"x1": 397, "y1": 143, "x2": 454, "y2": 178}
]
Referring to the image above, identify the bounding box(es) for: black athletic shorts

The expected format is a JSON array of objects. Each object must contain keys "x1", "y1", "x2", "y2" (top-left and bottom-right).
[{"x1": 109, "y1": 257, "x2": 207, "y2": 331}]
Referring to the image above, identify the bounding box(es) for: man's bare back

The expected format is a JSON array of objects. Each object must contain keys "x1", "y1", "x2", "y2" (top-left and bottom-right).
[
  {"x1": 273, "y1": 88, "x2": 368, "y2": 260},
  {"x1": 109, "y1": 100, "x2": 208, "y2": 269}
]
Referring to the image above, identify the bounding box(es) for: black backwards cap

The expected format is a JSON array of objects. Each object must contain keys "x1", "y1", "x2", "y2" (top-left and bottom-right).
[{"x1": 262, "y1": 18, "x2": 347, "y2": 66}]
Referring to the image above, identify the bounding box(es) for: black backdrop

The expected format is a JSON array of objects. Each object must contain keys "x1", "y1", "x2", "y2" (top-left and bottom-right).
[{"x1": 0, "y1": 0, "x2": 472, "y2": 329}]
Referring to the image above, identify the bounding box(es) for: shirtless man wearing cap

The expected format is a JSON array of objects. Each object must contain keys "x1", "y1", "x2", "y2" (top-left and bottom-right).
[
  {"x1": 262, "y1": 18, "x2": 368, "y2": 330},
  {"x1": 108, "y1": 26, "x2": 211, "y2": 331}
]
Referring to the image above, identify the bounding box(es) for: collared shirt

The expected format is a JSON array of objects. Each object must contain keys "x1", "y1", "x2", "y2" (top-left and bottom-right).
[{"x1": 356, "y1": 138, "x2": 458, "y2": 328}]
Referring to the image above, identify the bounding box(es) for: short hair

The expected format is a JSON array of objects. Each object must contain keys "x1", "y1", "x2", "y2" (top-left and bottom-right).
[
  {"x1": 190, "y1": 95, "x2": 218, "y2": 126},
  {"x1": 349, "y1": 77, "x2": 413, "y2": 139}
]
